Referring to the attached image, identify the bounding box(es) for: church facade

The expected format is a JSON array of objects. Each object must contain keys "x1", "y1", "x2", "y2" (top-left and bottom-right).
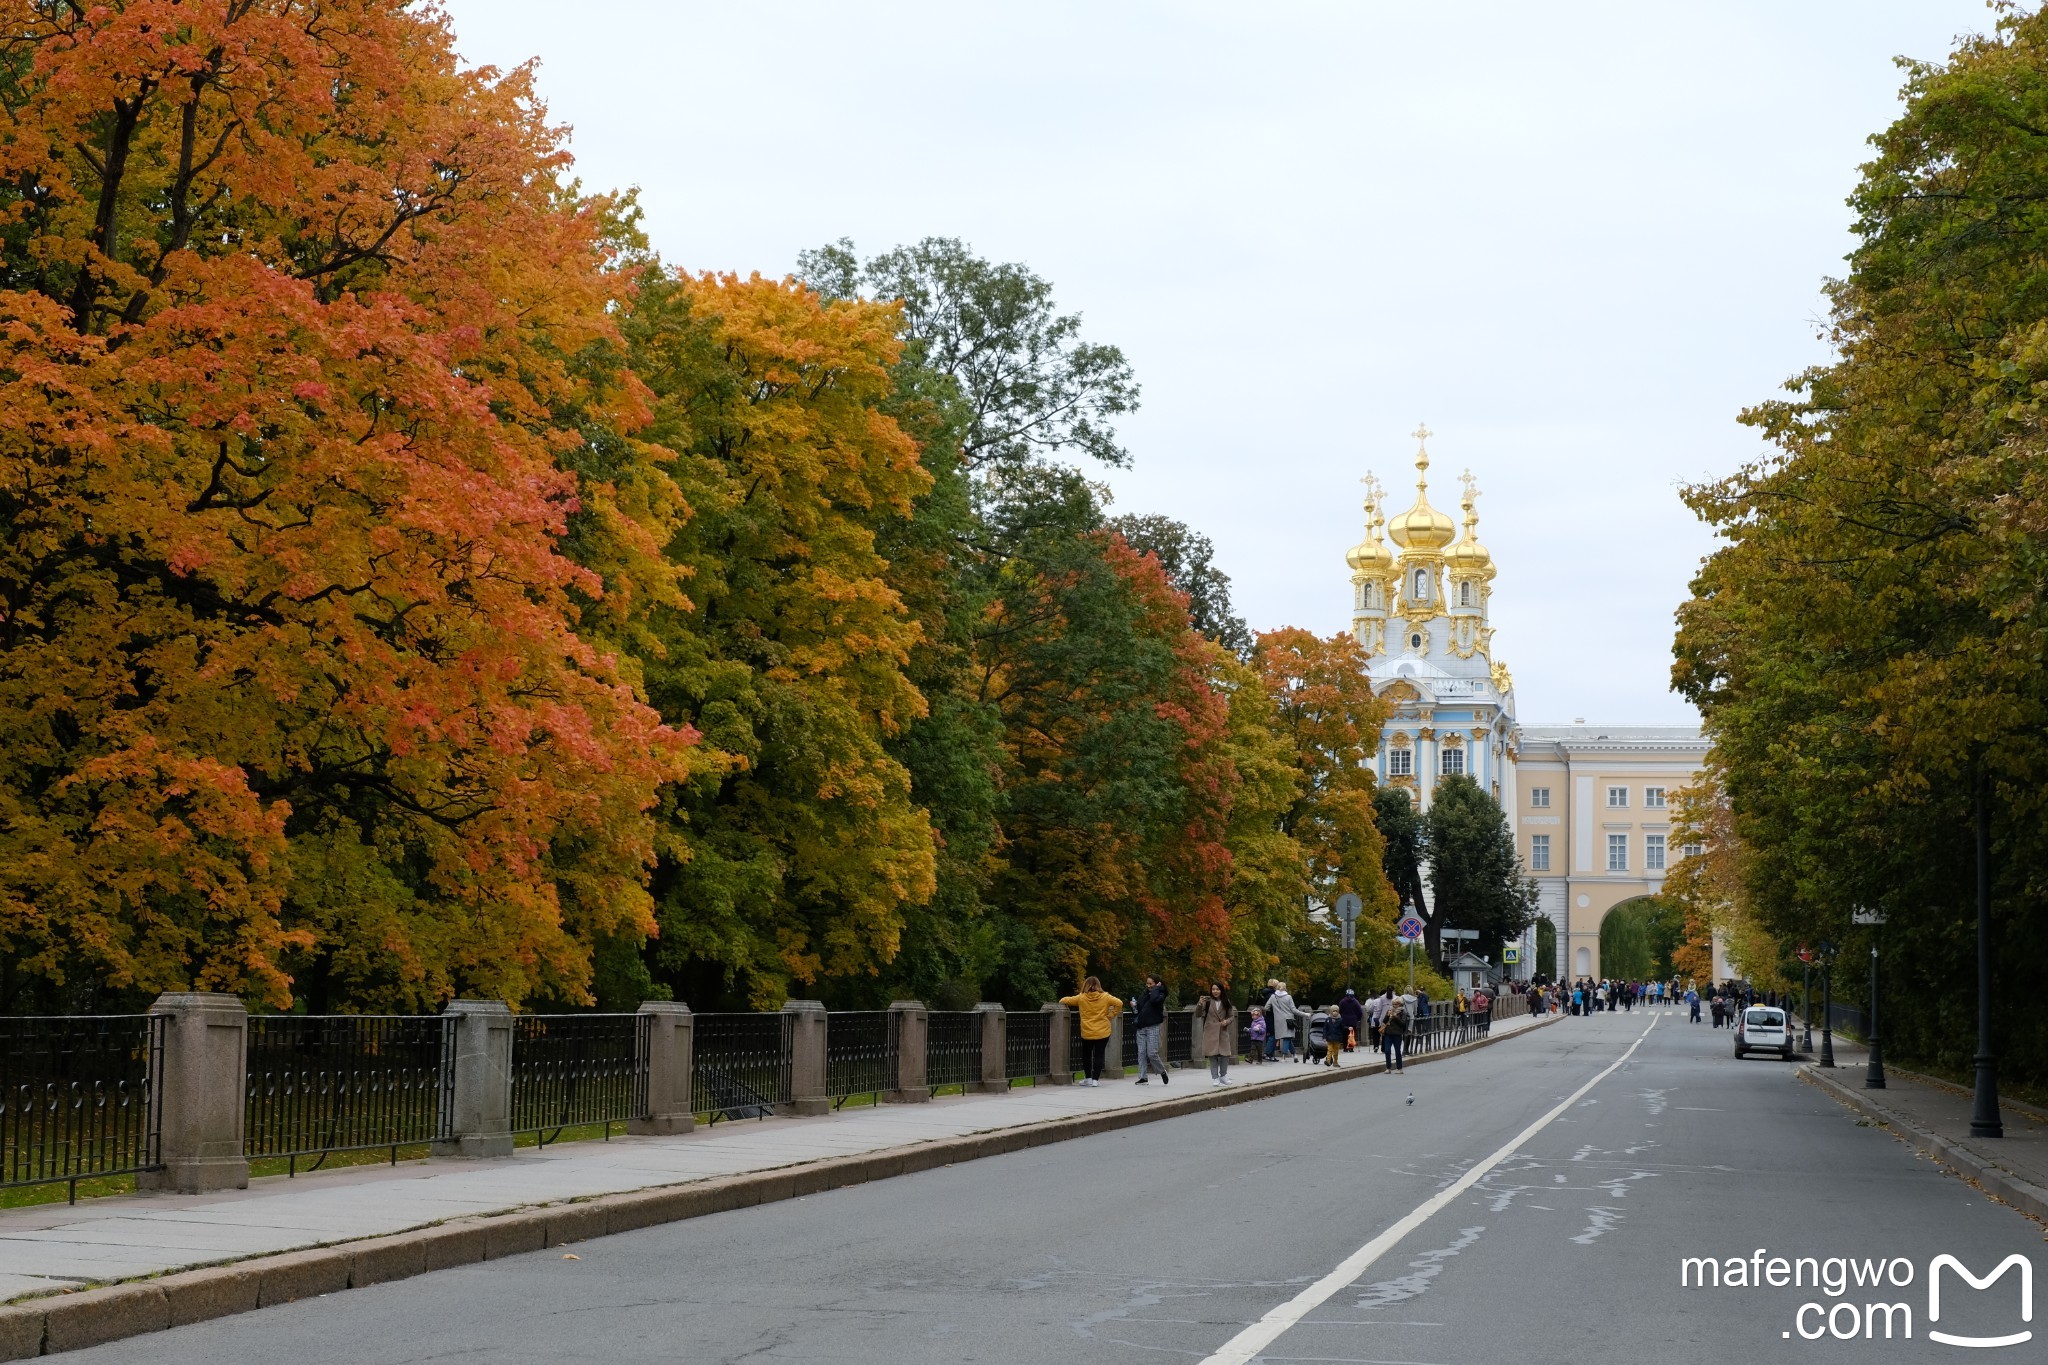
[{"x1": 1347, "y1": 427, "x2": 1705, "y2": 982}]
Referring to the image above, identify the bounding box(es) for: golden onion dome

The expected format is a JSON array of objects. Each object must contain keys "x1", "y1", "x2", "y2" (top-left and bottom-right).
[
  {"x1": 1385, "y1": 426, "x2": 1456, "y2": 552},
  {"x1": 1346, "y1": 485, "x2": 1396, "y2": 572},
  {"x1": 1448, "y1": 480, "x2": 1494, "y2": 576}
]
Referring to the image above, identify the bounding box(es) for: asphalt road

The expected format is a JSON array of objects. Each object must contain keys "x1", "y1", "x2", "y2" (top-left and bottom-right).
[{"x1": 64, "y1": 1009, "x2": 2046, "y2": 1363}]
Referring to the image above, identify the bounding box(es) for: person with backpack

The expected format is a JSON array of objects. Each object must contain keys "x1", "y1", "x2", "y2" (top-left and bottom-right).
[
  {"x1": 1380, "y1": 993, "x2": 1411, "y2": 1072},
  {"x1": 1194, "y1": 981, "x2": 1236, "y2": 1085},
  {"x1": 1130, "y1": 974, "x2": 1169, "y2": 1086},
  {"x1": 1058, "y1": 976, "x2": 1124, "y2": 1087}
]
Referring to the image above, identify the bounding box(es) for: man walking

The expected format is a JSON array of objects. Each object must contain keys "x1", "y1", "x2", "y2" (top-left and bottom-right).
[{"x1": 1131, "y1": 974, "x2": 1169, "y2": 1086}]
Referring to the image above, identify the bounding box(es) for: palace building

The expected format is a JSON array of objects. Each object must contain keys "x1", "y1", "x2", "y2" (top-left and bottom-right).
[{"x1": 1348, "y1": 426, "x2": 1707, "y2": 982}]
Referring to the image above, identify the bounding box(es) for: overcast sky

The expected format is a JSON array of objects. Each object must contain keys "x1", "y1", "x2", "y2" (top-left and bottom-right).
[{"x1": 445, "y1": 0, "x2": 1989, "y2": 725}]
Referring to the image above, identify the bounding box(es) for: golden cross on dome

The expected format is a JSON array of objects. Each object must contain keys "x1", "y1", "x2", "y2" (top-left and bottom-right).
[
  {"x1": 1460, "y1": 468, "x2": 1480, "y2": 504},
  {"x1": 1411, "y1": 423, "x2": 1432, "y2": 445}
]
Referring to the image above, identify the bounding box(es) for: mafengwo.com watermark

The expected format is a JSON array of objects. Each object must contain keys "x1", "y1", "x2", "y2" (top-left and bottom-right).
[{"x1": 1681, "y1": 1250, "x2": 2033, "y2": 1347}]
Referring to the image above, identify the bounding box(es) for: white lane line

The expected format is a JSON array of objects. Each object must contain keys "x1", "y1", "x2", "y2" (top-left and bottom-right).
[{"x1": 1198, "y1": 1015, "x2": 1660, "y2": 1365}]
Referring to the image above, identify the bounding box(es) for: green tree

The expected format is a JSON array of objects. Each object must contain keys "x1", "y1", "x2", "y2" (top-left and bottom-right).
[
  {"x1": 1109, "y1": 514, "x2": 1252, "y2": 653},
  {"x1": 1422, "y1": 775, "x2": 1538, "y2": 965},
  {"x1": 1672, "y1": 10, "x2": 2048, "y2": 1082},
  {"x1": 1373, "y1": 787, "x2": 1428, "y2": 922}
]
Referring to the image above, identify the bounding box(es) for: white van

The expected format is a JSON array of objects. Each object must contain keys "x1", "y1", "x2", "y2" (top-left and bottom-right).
[{"x1": 1734, "y1": 1007, "x2": 1794, "y2": 1061}]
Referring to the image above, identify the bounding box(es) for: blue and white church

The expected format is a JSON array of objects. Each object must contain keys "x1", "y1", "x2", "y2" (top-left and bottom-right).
[{"x1": 1346, "y1": 424, "x2": 1519, "y2": 816}]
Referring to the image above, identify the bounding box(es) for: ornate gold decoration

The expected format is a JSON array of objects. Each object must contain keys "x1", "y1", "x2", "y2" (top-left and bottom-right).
[
  {"x1": 1417, "y1": 726, "x2": 1436, "y2": 742},
  {"x1": 1385, "y1": 425, "x2": 1457, "y2": 553},
  {"x1": 1490, "y1": 659, "x2": 1515, "y2": 694}
]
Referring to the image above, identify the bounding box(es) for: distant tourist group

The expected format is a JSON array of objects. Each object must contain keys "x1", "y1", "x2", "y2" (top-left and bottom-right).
[
  {"x1": 1055, "y1": 972, "x2": 1531, "y2": 1088},
  {"x1": 1516, "y1": 976, "x2": 1786, "y2": 1027}
]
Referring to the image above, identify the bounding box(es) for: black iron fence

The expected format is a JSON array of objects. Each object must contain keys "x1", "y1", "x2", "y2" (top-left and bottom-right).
[
  {"x1": 1407, "y1": 1002, "x2": 1490, "y2": 1056},
  {"x1": 0, "y1": 1015, "x2": 162, "y2": 1201},
  {"x1": 826, "y1": 1011, "x2": 899, "y2": 1107},
  {"x1": 925, "y1": 1011, "x2": 982, "y2": 1095},
  {"x1": 1005, "y1": 1010, "x2": 1051, "y2": 1082},
  {"x1": 692, "y1": 1012, "x2": 792, "y2": 1123},
  {"x1": 244, "y1": 1015, "x2": 452, "y2": 1172},
  {"x1": 1164, "y1": 1010, "x2": 1194, "y2": 1067},
  {"x1": 510, "y1": 1014, "x2": 649, "y2": 1145}
]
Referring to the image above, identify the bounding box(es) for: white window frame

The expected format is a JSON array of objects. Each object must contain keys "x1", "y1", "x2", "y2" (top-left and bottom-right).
[
  {"x1": 1441, "y1": 744, "x2": 1465, "y2": 776},
  {"x1": 1388, "y1": 745, "x2": 1413, "y2": 777},
  {"x1": 1683, "y1": 842, "x2": 1705, "y2": 861},
  {"x1": 1645, "y1": 833, "x2": 1667, "y2": 872},
  {"x1": 1529, "y1": 787, "x2": 1550, "y2": 809},
  {"x1": 1607, "y1": 834, "x2": 1628, "y2": 871},
  {"x1": 1530, "y1": 834, "x2": 1550, "y2": 872},
  {"x1": 1413, "y1": 568, "x2": 1428, "y2": 598},
  {"x1": 1644, "y1": 787, "x2": 1666, "y2": 809},
  {"x1": 1459, "y1": 580, "x2": 1473, "y2": 606},
  {"x1": 1607, "y1": 786, "x2": 1628, "y2": 808}
]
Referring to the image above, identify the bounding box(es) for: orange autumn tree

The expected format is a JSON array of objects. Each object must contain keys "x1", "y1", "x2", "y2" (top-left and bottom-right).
[
  {"x1": 1252, "y1": 628, "x2": 1399, "y2": 985},
  {"x1": 0, "y1": 2, "x2": 689, "y2": 1010}
]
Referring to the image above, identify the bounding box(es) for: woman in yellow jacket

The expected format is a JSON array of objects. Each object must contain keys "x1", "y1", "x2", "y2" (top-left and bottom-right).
[{"x1": 1060, "y1": 976, "x2": 1124, "y2": 1087}]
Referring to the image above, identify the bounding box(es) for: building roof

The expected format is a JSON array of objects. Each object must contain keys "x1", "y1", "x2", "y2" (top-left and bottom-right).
[{"x1": 1520, "y1": 724, "x2": 1705, "y2": 746}]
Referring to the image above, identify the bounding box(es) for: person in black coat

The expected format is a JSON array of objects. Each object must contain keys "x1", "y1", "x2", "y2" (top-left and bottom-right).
[{"x1": 1131, "y1": 974, "x2": 1169, "y2": 1084}]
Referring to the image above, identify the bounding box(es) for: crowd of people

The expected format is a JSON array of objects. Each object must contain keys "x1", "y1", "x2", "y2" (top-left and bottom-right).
[
  {"x1": 1059, "y1": 973, "x2": 1524, "y2": 1088},
  {"x1": 1515, "y1": 975, "x2": 1789, "y2": 1026}
]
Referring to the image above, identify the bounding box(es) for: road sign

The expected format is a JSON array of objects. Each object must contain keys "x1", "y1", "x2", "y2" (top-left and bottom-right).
[
  {"x1": 1502, "y1": 944, "x2": 1520, "y2": 965},
  {"x1": 1396, "y1": 915, "x2": 1426, "y2": 943},
  {"x1": 1334, "y1": 893, "x2": 1363, "y2": 923},
  {"x1": 1852, "y1": 909, "x2": 1885, "y2": 926}
]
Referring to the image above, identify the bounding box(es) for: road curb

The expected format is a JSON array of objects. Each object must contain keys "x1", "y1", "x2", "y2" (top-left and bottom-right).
[
  {"x1": 1799, "y1": 1064, "x2": 2048, "y2": 1224},
  {"x1": 0, "y1": 1014, "x2": 1557, "y2": 1359}
]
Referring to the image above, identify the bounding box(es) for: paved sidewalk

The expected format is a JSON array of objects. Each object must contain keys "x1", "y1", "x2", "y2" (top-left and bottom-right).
[
  {"x1": 1799, "y1": 1036, "x2": 2048, "y2": 1221},
  {"x1": 0, "y1": 1013, "x2": 1545, "y2": 1304}
]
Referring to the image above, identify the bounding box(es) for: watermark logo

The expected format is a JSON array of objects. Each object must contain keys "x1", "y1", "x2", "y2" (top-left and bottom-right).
[
  {"x1": 1928, "y1": 1254, "x2": 2032, "y2": 1349},
  {"x1": 1679, "y1": 1250, "x2": 2033, "y2": 1347}
]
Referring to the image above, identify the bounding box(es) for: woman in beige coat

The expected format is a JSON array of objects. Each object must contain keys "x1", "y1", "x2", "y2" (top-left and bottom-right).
[{"x1": 1194, "y1": 982, "x2": 1236, "y2": 1086}]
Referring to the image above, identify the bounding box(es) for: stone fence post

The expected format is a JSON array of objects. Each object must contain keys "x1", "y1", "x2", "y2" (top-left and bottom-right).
[
  {"x1": 783, "y1": 1000, "x2": 829, "y2": 1115},
  {"x1": 886, "y1": 1001, "x2": 929, "y2": 1103},
  {"x1": 1103, "y1": 1009, "x2": 1127, "y2": 1080},
  {"x1": 1042, "y1": 1003, "x2": 1072, "y2": 1085},
  {"x1": 141, "y1": 993, "x2": 249, "y2": 1194},
  {"x1": 434, "y1": 1000, "x2": 513, "y2": 1159},
  {"x1": 974, "y1": 1003, "x2": 1007, "y2": 1093},
  {"x1": 630, "y1": 1001, "x2": 694, "y2": 1135}
]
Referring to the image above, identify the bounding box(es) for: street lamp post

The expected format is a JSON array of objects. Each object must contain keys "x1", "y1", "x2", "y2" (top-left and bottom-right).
[
  {"x1": 1817, "y1": 940, "x2": 1838, "y2": 1069},
  {"x1": 1970, "y1": 774, "x2": 2002, "y2": 1138},
  {"x1": 1801, "y1": 957, "x2": 1813, "y2": 1054},
  {"x1": 1853, "y1": 909, "x2": 1886, "y2": 1090}
]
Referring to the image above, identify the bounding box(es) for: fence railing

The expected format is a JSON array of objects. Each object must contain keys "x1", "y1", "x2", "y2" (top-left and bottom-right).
[
  {"x1": 244, "y1": 1015, "x2": 453, "y2": 1172},
  {"x1": 9, "y1": 989, "x2": 1524, "y2": 1193},
  {"x1": 510, "y1": 1014, "x2": 650, "y2": 1145},
  {"x1": 826, "y1": 1011, "x2": 899, "y2": 1107},
  {"x1": 692, "y1": 1012, "x2": 792, "y2": 1123},
  {"x1": 0, "y1": 1015, "x2": 161, "y2": 1201},
  {"x1": 925, "y1": 1012, "x2": 982, "y2": 1095},
  {"x1": 1005, "y1": 1010, "x2": 1052, "y2": 1082}
]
